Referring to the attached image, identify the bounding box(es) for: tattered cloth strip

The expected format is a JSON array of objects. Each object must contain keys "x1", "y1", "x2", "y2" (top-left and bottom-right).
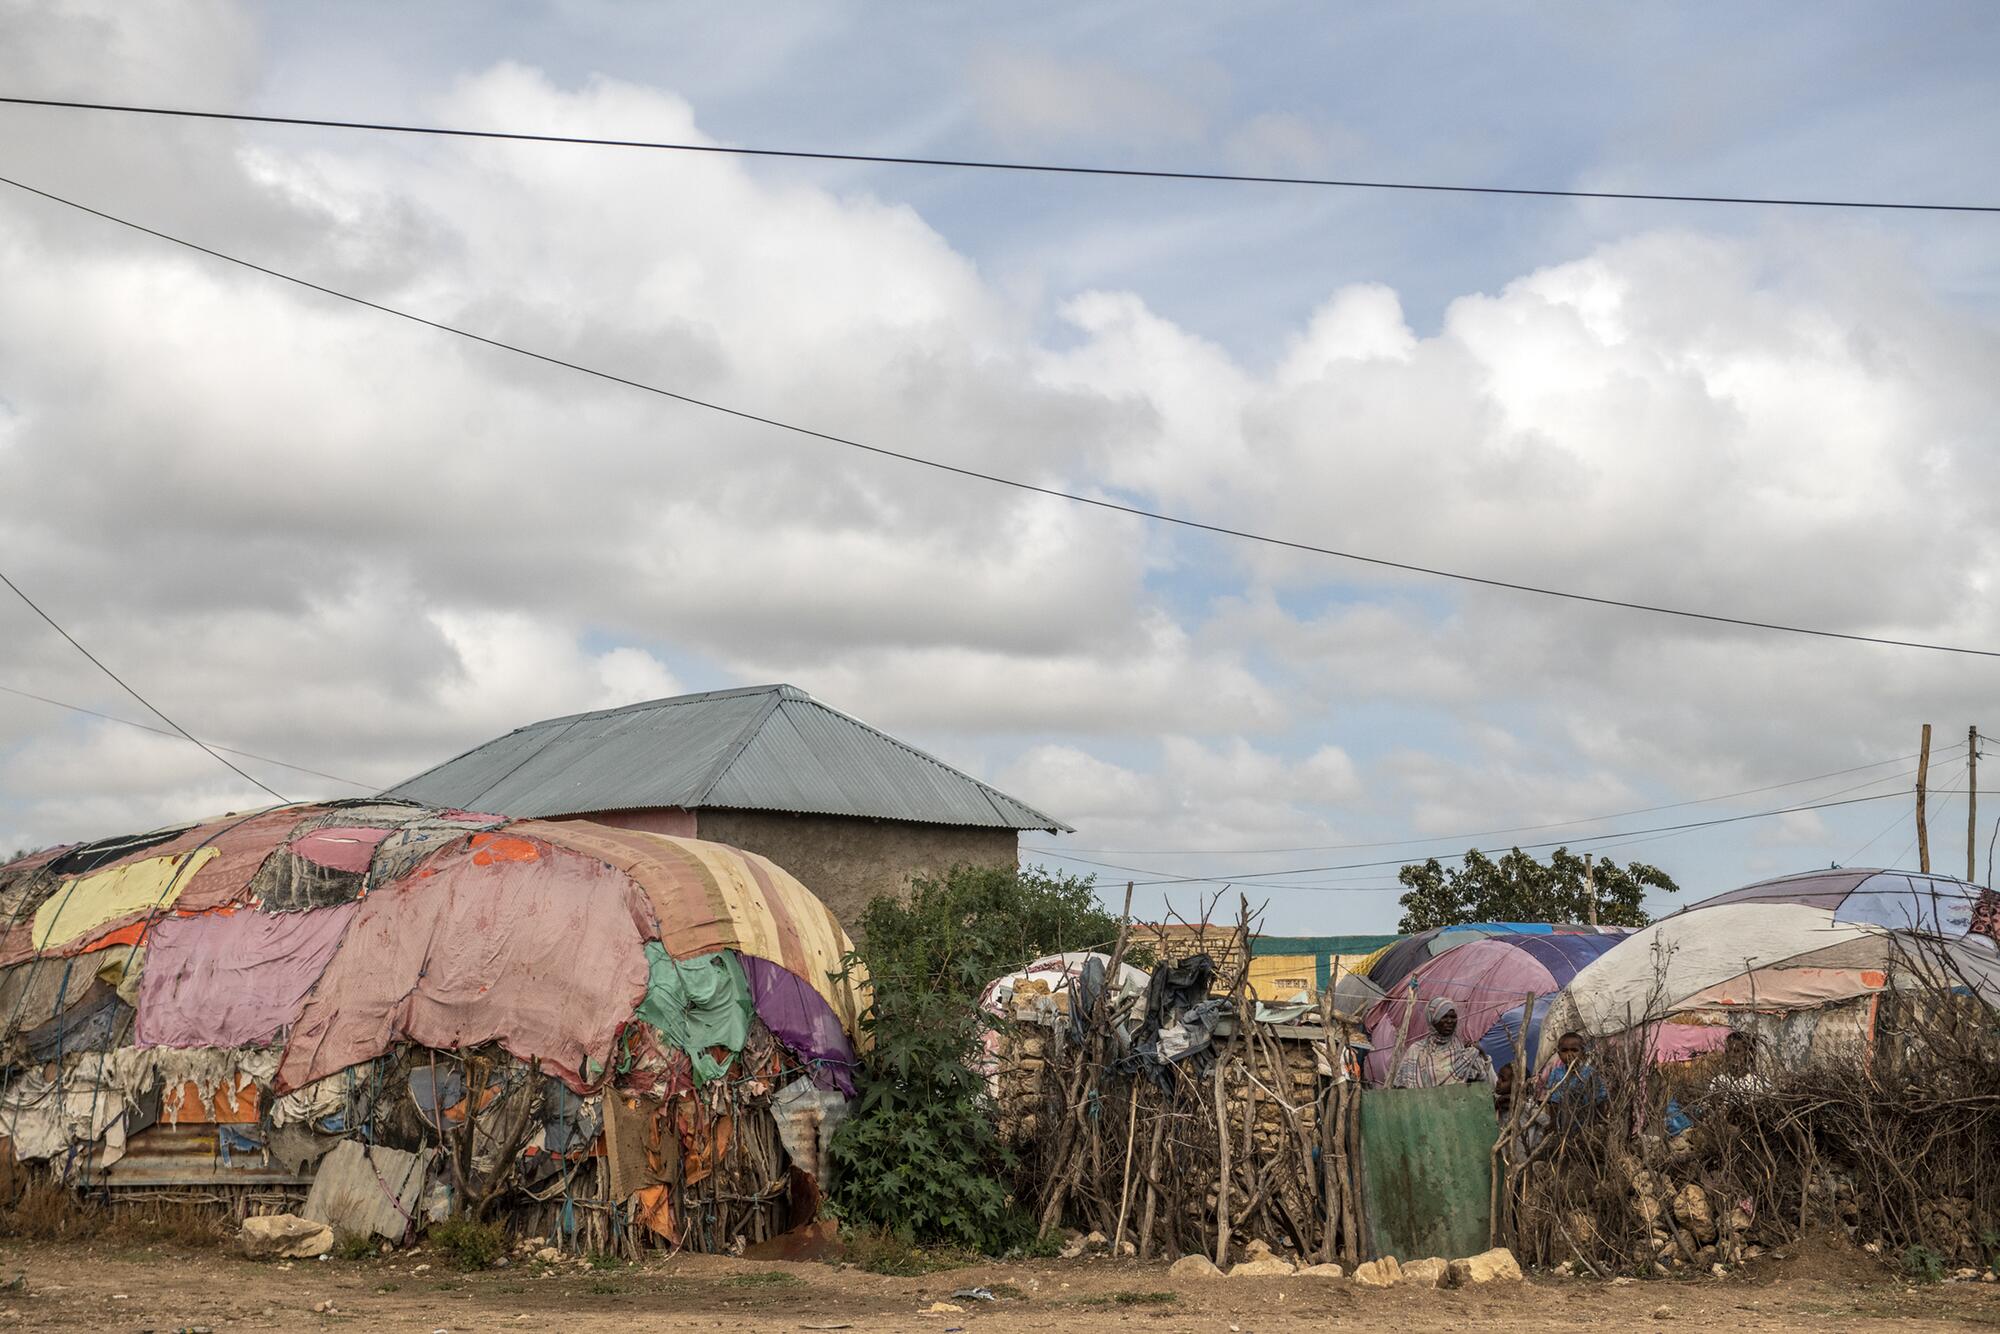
[
  {"x1": 275, "y1": 837, "x2": 651, "y2": 1094},
  {"x1": 247, "y1": 849, "x2": 367, "y2": 914},
  {"x1": 518, "y1": 822, "x2": 868, "y2": 1043},
  {"x1": 740, "y1": 955, "x2": 857, "y2": 1095},
  {"x1": 0, "y1": 1053, "x2": 131, "y2": 1164},
  {"x1": 107, "y1": 1046, "x2": 281, "y2": 1124},
  {"x1": 635, "y1": 946, "x2": 754, "y2": 1084},
  {"x1": 134, "y1": 903, "x2": 357, "y2": 1048}
]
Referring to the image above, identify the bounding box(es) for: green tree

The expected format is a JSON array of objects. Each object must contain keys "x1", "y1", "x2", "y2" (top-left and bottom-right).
[
  {"x1": 828, "y1": 864, "x2": 1127, "y2": 1252},
  {"x1": 1395, "y1": 847, "x2": 1678, "y2": 933}
]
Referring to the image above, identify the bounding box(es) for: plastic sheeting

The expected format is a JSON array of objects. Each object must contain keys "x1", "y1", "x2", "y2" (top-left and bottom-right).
[
  {"x1": 741, "y1": 955, "x2": 857, "y2": 1095},
  {"x1": 635, "y1": 946, "x2": 754, "y2": 1085},
  {"x1": 275, "y1": 838, "x2": 651, "y2": 1093},
  {"x1": 134, "y1": 903, "x2": 358, "y2": 1048}
]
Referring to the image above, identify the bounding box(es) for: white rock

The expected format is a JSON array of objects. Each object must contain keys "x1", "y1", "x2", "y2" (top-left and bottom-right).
[
  {"x1": 1299, "y1": 1263, "x2": 1344, "y2": 1279},
  {"x1": 1447, "y1": 1248, "x2": 1522, "y2": 1286},
  {"x1": 1352, "y1": 1256, "x2": 1403, "y2": 1287},
  {"x1": 239, "y1": 1215, "x2": 334, "y2": 1261},
  {"x1": 1400, "y1": 1257, "x2": 1448, "y2": 1288},
  {"x1": 1168, "y1": 1254, "x2": 1221, "y2": 1279},
  {"x1": 1228, "y1": 1257, "x2": 1296, "y2": 1278}
]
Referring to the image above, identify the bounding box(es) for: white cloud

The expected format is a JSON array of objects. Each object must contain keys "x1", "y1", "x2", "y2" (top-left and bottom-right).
[{"x1": 0, "y1": 1, "x2": 1994, "y2": 930}]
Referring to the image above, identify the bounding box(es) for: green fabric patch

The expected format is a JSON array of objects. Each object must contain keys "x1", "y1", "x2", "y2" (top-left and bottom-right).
[{"x1": 635, "y1": 944, "x2": 754, "y2": 1085}]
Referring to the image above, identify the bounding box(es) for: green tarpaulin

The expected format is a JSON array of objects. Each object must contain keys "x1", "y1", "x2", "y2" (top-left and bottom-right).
[
  {"x1": 635, "y1": 945, "x2": 754, "y2": 1084},
  {"x1": 1358, "y1": 1083, "x2": 1494, "y2": 1261}
]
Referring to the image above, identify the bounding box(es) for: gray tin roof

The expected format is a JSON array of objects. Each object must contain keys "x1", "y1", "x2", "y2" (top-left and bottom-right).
[{"x1": 383, "y1": 684, "x2": 1070, "y2": 832}]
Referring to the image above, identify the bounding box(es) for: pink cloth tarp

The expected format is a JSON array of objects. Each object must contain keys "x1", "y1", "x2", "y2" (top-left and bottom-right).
[
  {"x1": 134, "y1": 903, "x2": 359, "y2": 1049},
  {"x1": 275, "y1": 838, "x2": 652, "y2": 1093}
]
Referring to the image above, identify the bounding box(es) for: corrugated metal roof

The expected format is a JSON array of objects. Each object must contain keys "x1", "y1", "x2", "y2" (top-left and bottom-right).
[{"x1": 384, "y1": 684, "x2": 1070, "y2": 832}]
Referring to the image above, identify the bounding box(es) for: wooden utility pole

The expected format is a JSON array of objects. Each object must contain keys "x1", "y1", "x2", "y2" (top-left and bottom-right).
[
  {"x1": 1916, "y1": 723, "x2": 1932, "y2": 874},
  {"x1": 1969, "y1": 726, "x2": 1979, "y2": 883},
  {"x1": 1583, "y1": 852, "x2": 1598, "y2": 926}
]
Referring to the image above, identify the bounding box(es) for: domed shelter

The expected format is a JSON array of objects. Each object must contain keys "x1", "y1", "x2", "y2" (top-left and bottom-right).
[
  {"x1": 0, "y1": 799, "x2": 868, "y2": 1251},
  {"x1": 1359, "y1": 931, "x2": 1626, "y2": 1084},
  {"x1": 1542, "y1": 868, "x2": 2000, "y2": 1065},
  {"x1": 1355, "y1": 922, "x2": 1632, "y2": 999}
]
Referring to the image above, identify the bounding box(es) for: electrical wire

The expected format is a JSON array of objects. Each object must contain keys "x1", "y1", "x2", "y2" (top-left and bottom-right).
[
  {"x1": 1120, "y1": 789, "x2": 1913, "y2": 888},
  {"x1": 1033, "y1": 763, "x2": 1925, "y2": 885},
  {"x1": 1021, "y1": 748, "x2": 1944, "y2": 857},
  {"x1": 0, "y1": 680, "x2": 370, "y2": 788},
  {"x1": 3, "y1": 172, "x2": 1997, "y2": 660},
  {"x1": 2, "y1": 96, "x2": 1995, "y2": 215},
  {"x1": 0, "y1": 568, "x2": 288, "y2": 801}
]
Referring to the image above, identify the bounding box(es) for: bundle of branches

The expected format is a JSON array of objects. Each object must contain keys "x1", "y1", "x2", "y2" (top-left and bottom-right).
[
  {"x1": 1015, "y1": 898, "x2": 1363, "y2": 1267},
  {"x1": 1505, "y1": 942, "x2": 2000, "y2": 1277}
]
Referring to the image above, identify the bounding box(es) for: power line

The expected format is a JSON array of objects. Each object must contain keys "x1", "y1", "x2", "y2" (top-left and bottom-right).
[
  {"x1": 0, "y1": 569, "x2": 288, "y2": 801},
  {"x1": 1120, "y1": 790, "x2": 1912, "y2": 888},
  {"x1": 2, "y1": 96, "x2": 1996, "y2": 216},
  {"x1": 1021, "y1": 748, "x2": 1941, "y2": 857},
  {"x1": 1027, "y1": 759, "x2": 1925, "y2": 882},
  {"x1": 4, "y1": 174, "x2": 1998, "y2": 661},
  {"x1": 0, "y1": 680, "x2": 371, "y2": 788}
]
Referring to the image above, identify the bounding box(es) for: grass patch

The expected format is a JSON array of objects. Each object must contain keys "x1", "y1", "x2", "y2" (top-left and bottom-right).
[
  {"x1": 333, "y1": 1231, "x2": 377, "y2": 1261},
  {"x1": 723, "y1": 1271, "x2": 801, "y2": 1287},
  {"x1": 842, "y1": 1226, "x2": 973, "y2": 1277},
  {"x1": 585, "y1": 1279, "x2": 624, "y2": 1295},
  {"x1": 988, "y1": 1282, "x2": 1027, "y2": 1300},
  {"x1": 429, "y1": 1217, "x2": 507, "y2": 1271},
  {"x1": 1080, "y1": 1291, "x2": 1175, "y2": 1307},
  {"x1": 585, "y1": 1250, "x2": 626, "y2": 1271},
  {"x1": 374, "y1": 1283, "x2": 399, "y2": 1294}
]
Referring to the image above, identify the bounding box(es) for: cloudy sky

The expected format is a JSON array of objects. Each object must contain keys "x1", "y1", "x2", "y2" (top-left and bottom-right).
[{"x1": 2, "y1": 1, "x2": 1997, "y2": 931}]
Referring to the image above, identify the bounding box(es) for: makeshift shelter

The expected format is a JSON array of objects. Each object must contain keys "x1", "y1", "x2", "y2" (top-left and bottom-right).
[
  {"x1": 1357, "y1": 922, "x2": 1632, "y2": 997},
  {"x1": 1541, "y1": 868, "x2": 2000, "y2": 1065},
  {"x1": 0, "y1": 799, "x2": 867, "y2": 1252},
  {"x1": 1360, "y1": 932, "x2": 1626, "y2": 1084}
]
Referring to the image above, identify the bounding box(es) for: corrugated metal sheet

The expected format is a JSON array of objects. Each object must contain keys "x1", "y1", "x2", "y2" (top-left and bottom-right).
[{"x1": 385, "y1": 685, "x2": 1069, "y2": 832}]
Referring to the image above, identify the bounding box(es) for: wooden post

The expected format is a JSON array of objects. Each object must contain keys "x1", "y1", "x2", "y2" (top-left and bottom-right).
[
  {"x1": 1917, "y1": 723, "x2": 1932, "y2": 874},
  {"x1": 1583, "y1": 853, "x2": 1598, "y2": 927},
  {"x1": 1968, "y1": 725, "x2": 1979, "y2": 883}
]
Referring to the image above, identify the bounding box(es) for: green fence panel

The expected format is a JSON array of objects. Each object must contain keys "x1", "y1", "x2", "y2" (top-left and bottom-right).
[{"x1": 1357, "y1": 1083, "x2": 1494, "y2": 1261}]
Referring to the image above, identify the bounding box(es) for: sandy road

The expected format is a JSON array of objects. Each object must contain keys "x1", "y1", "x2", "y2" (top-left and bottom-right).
[{"x1": 0, "y1": 1237, "x2": 1994, "y2": 1331}]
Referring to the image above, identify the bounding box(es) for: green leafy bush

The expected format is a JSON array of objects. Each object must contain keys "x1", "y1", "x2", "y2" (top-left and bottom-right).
[
  {"x1": 829, "y1": 864, "x2": 1128, "y2": 1252},
  {"x1": 428, "y1": 1216, "x2": 506, "y2": 1270},
  {"x1": 1901, "y1": 1242, "x2": 1947, "y2": 1284}
]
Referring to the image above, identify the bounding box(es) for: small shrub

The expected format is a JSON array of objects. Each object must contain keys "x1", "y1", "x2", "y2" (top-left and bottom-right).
[
  {"x1": 428, "y1": 1216, "x2": 506, "y2": 1271},
  {"x1": 584, "y1": 1250, "x2": 625, "y2": 1270},
  {"x1": 842, "y1": 1226, "x2": 972, "y2": 1276},
  {"x1": 334, "y1": 1231, "x2": 377, "y2": 1261},
  {"x1": 1902, "y1": 1244, "x2": 1947, "y2": 1284}
]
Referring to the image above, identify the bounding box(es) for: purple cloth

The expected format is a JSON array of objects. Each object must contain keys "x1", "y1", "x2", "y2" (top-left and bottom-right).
[
  {"x1": 741, "y1": 954, "x2": 857, "y2": 1095},
  {"x1": 135, "y1": 903, "x2": 358, "y2": 1048}
]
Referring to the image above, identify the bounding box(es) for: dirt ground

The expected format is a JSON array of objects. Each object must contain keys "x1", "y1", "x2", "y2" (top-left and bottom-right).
[{"x1": 0, "y1": 1236, "x2": 1995, "y2": 1332}]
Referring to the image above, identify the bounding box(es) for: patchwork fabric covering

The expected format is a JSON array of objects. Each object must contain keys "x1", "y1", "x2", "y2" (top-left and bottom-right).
[
  {"x1": 1543, "y1": 868, "x2": 2000, "y2": 1063},
  {"x1": 1356, "y1": 921, "x2": 1633, "y2": 997},
  {"x1": 0, "y1": 800, "x2": 868, "y2": 1171}
]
